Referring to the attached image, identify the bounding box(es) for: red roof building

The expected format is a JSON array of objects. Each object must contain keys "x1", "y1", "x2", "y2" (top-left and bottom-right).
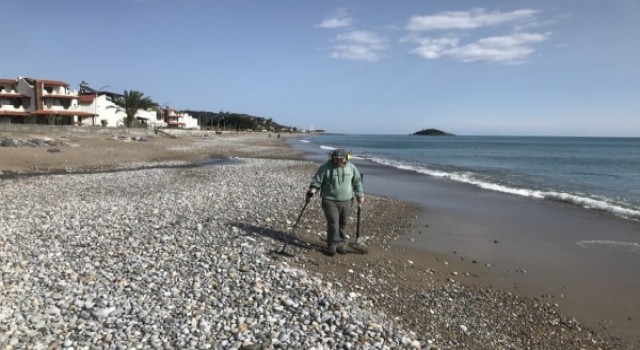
[{"x1": 0, "y1": 77, "x2": 92, "y2": 125}]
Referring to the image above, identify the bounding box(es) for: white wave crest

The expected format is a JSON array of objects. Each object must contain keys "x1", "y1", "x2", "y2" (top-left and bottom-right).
[
  {"x1": 577, "y1": 240, "x2": 640, "y2": 254},
  {"x1": 371, "y1": 157, "x2": 640, "y2": 221},
  {"x1": 319, "y1": 145, "x2": 365, "y2": 160}
]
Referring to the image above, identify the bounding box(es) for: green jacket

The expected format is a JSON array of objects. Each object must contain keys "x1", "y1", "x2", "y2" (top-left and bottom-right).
[{"x1": 310, "y1": 161, "x2": 364, "y2": 201}]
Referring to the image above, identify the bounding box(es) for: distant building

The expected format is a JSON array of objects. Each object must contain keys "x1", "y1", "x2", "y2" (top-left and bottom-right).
[
  {"x1": 77, "y1": 87, "x2": 127, "y2": 127},
  {"x1": 2, "y1": 76, "x2": 198, "y2": 130},
  {"x1": 0, "y1": 77, "x2": 92, "y2": 125},
  {"x1": 77, "y1": 86, "x2": 167, "y2": 129},
  {"x1": 163, "y1": 108, "x2": 198, "y2": 129},
  {"x1": 135, "y1": 108, "x2": 167, "y2": 129}
]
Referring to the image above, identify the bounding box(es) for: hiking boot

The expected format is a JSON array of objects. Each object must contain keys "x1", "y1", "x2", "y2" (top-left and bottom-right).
[
  {"x1": 336, "y1": 244, "x2": 348, "y2": 254},
  {"x1": 324, "y1": 245, "x2": 337, "y2": 256}
]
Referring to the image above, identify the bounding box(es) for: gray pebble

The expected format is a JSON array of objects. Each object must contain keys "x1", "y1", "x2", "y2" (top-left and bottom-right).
[{"x1": 0, "y1": 159, "x2": 424, "y2": 349}]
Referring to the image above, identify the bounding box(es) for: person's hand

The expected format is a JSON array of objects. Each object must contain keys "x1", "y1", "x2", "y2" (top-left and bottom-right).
[
  {"x1": 357, "y1": 196, "x2": 364, "y2": 204},
  {"x1": 306, "y1": 189, "x2": 315, "y2": 202}
]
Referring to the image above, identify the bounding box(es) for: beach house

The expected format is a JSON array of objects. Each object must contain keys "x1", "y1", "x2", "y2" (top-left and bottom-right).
[
  {"x1": 0, "y1": 78, "x2": 29, "y2": 123},
  {"x1": 77, "y1": 87, "x2": 127, "y2": 127},
  {"x1": 163, "y1": 108, "x2": 198, "y2": 129},
  {"x1": 1, "y1": 77, "x2": 172, "y2": 129},
  {"x1": 0, "y1": 77, "x2": 92, "y2": 125},
  {"x1": 76, "y1": 86, "x2": 167, "y2": 129}
]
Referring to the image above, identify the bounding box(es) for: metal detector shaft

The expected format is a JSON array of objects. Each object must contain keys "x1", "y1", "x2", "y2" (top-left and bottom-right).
[
  {"x1": 279, "y1": 198, "x2": 310, "y2": 254},
  {"x1": 356, "y1": 173, "x2": 364, "y2": 240},
  {"x1": 347, "y1": 172, "x2": 369, "y2": 254},
  {"x1": 292, "y1": 200, "x2": 309, "y2": 229},
  {"x1": 356, "y1": 204, "x2": 362, "y2": 240}
]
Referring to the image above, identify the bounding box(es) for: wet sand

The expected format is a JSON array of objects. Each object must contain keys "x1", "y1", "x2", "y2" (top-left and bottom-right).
[{"x1": 353, "y1": 159, "x2": 640, "y2": 344}]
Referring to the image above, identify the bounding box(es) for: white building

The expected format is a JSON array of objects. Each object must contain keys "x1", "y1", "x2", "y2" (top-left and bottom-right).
[
  {"x1": 163, "y1": 108, "x2": 199, "y2": 129},
  {"x1": 2, "y1": 77, "x2": 188, "y2": 130},
  {"x1": 135, "y1": 108, "x2": 167, "y2": 129},
  {"x1": 78, "y1": 93, "x2": 127, "y2": 127},
  {"x1": 77, "y1": 89, "x2": 167, "y2": 129}
]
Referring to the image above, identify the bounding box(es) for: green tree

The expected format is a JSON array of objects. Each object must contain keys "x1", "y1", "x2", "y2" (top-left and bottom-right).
[{"x1": 112, "y1": 90, "x2": 157, "y2": 127}]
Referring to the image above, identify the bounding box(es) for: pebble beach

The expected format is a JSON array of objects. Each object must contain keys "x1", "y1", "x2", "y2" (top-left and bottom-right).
[{"x1": 0, "y1": 130, "x2": 632, "y2": 349}]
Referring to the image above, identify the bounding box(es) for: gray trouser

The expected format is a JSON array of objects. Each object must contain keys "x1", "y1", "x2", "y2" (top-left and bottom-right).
[{"x1": 321, "y1": 199, "x2": 353, "y2": 247}]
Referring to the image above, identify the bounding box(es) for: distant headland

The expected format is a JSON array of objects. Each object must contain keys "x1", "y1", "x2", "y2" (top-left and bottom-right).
[{"x1": 412, "y1": 128, "x2": 455, "y2": 136}]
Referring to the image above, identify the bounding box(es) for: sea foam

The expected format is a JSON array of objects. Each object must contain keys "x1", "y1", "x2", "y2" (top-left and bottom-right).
[
  {"x1": 577, "y1": 240, "x2": 640, "y2": 254},
  {"x1": 371, "y1": 157, "x2": 640, "y2": 221}
]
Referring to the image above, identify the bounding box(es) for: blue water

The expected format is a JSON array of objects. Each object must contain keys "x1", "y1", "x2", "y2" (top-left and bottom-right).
[{"x1": 293, "y1": 134, "x2": 640, "y2": 221}]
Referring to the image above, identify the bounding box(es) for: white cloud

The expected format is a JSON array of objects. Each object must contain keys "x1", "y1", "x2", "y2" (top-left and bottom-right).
[
  {"x1": 403, "y1": 8, "x2": 551, "y2": 64},
  {"x1": 317, "y1": 8, "x2": 353, "y2": 29},
  {"x1": 330, "y1": 30, "x2": 388, "y2": 62},
  {"x1": 331, "y1": 45, "x2": 381, "y2": 62},
  {"x1": 337, "y1": 31, "x2": 386, "y2": 46},
  {"x1": 404, "y1": 36, "x2": 459, "y2": 59},
  {"x1": 409, "y1": 32, "x2": 549, "y2": 64},
  {"x1": 407, "y1": 8, "x2": 539, "y2": 31},
  {"x1": 318, "y1": 7, "x2": 552, "y2": 64},
  {"x1": 448, "y1": 33, "x2": 548, "y2": 63}
]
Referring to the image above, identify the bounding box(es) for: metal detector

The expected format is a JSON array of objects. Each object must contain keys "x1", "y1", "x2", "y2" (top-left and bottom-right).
[
  {"x1": 347, "y1": 173, "x2": 369, "y2": 254},
  {"x1": 276, "y1": 196, "x2": 310, "y2": 257},
  {"x1": 347, "y1": 203, "x2": 369, "y2": 254}
]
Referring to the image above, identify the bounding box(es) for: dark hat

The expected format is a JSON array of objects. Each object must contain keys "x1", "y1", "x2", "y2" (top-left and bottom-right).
[{"x1": 331, "y1": 148, "x2": 349, "y2": 158}]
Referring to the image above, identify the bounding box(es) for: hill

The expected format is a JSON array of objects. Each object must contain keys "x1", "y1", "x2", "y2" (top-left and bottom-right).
[
  {"x1": 182, "y1": 110, "x2": 299, "y2": 132},
  {"x1": 412, "y1": 128, "x2": 455, "y2": 136}
]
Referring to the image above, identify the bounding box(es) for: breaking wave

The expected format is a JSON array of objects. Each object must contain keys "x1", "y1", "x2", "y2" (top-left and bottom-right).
[
  {"x1": 577, "y1": 240, "x2": 640, "y2": 254},
  {"x1": 370, "y1": 157, "x2": 640, "y2": 221}
]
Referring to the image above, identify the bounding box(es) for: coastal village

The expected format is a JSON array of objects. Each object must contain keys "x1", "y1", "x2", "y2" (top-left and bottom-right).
[{"x1": 0, "y1": 76, "x2": 198, "y2": 129}]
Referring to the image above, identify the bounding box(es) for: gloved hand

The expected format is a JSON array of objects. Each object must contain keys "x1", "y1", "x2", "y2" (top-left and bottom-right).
[{"x1": 305, "y1": 190, "x2": 315, "y2": 202}]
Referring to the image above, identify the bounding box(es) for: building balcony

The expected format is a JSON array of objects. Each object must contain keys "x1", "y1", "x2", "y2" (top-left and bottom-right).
[
  {"x1": 43, "y1": 105, "x2": 77, "y2": 112},
  {"x1": 0, "y1": 91, "x2": 27, "y2": 98},
  {"x1": 0, "y1": 105, "x2": 28, "y2": 113},
  {"x1": 41, "y1": 91, "x2": 78, "y2": 99},
  {"x1": 33, "y1": 109, "x2": 93, "y2": 117},
  {"x1": 0, "y1": 110, "x2": 30, "y2": 117}
]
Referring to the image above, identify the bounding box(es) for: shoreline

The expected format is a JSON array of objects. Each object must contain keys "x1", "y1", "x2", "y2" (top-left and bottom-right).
[
  {"x1": 290, "y1": 137, "x2": 640, "y2": 347},
  {"x1": 1, "y1": 129, "x2": 634, "y2": 349},
  {"x1": 351, "y1": 159, "x2": 640, "y2": 344}
]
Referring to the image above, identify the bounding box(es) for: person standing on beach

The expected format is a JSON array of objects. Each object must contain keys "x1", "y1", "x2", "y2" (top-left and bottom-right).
[{"x1": 306, "y1": 148, "x2": 364, "y2": 256}]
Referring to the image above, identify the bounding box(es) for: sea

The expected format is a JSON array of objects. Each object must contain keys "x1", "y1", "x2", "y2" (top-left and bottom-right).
[
  {"x1": 290, "y1": 133, "x2": 640, "y2": 343},
  {"x1": 291, "y1": 134, "x2": 640, "y2": 222}
]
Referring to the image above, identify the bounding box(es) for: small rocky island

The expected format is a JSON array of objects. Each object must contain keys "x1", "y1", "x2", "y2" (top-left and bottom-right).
[{"x1": 412, "y1": 128, "x2": 455, "y2": 136}]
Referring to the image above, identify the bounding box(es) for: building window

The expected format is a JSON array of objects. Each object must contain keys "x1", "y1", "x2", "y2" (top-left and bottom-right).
[{"x1": 45, "y1": 86, "x2": 53, "y2": 94}]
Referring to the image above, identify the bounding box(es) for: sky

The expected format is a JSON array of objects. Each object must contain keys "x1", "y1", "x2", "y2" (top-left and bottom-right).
[{"x1": 2, "y1": 0, "x2": 639, "y2": 136}]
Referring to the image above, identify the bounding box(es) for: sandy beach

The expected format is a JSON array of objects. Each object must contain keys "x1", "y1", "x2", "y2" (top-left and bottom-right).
[
  {"x1": 1, "y1": 127, "x2": 636, "y2": 349},
  {"x1": 353, "y1": 159, "x2": 640, "y2": 341}
]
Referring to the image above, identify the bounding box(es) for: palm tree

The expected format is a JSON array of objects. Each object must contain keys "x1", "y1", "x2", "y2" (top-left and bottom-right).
[{"x1": 112, "y1": 90, "x2": 157, "y2": 127}]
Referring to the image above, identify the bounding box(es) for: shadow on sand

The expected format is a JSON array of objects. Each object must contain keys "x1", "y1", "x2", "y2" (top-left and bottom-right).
[{"x1": 229, "y1": 221, "x2": 325, "y2": 257}]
